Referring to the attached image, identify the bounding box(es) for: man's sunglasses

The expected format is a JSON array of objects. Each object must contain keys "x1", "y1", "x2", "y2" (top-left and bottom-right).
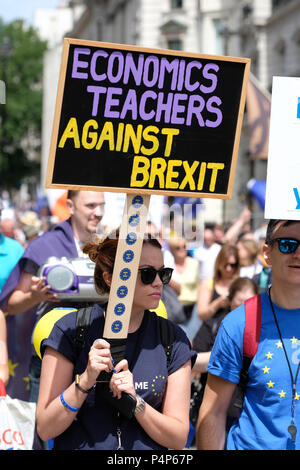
[
  {"x1": 270, "y1": 238, "x2": 300, "y2": 254},
  {"x1": 138, "y1": 267, "x2": 173, "y2": 285}
]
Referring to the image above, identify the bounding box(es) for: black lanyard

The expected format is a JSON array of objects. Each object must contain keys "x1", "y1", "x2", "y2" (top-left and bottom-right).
[{"x1": 268, "y1": 287, "x2": 300, "y2": 442}]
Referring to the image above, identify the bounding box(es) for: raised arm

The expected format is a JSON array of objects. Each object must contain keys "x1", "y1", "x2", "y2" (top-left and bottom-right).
[
  {"x1": 197, "y1": 279, "x2": 228, "y2": 321},
  {"x1": 6, "y1": 271, "x2": 59, "y2": 315}
]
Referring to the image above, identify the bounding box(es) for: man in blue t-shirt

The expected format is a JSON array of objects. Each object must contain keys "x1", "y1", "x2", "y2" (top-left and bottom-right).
[
  {"x1": 196, "y1": 219, "x2": 300, "y2": 450},
  {"x1": 0, "y1": 220, "x2": 24, "y2": 292}
]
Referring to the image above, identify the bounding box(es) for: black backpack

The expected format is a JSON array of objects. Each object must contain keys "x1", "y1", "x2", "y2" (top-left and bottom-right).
[{"x1": 74, "y1": 306, "x2": 175, "y2": 367}]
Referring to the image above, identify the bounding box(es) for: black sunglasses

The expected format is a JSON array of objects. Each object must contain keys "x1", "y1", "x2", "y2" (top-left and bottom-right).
[
  {"x1": 138, "y1": 267, "x2": 173, "y2": 285},
  {"x1": 225, "y1": 262, "x2": 238, "y2": 269},
  {"x1": 270, "y1": 238, "x2": 300, "y2": 254}
]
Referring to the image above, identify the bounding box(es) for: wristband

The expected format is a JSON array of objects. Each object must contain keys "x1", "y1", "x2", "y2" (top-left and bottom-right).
[
  {"x1": 60, "y1": 391, "x2": 80, "y2": 412},
  {"x1": 75, "y1": 374, "x2": 95, "y2": 394}
]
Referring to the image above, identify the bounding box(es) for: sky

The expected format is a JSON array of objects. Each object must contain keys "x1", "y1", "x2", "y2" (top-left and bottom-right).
[{"x1": 0, "y1": 0, "x2": 63, "y2": 25}]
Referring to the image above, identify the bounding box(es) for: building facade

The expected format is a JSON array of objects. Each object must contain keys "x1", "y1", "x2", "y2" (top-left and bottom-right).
[{"x1": 38, "y1": 0, "x2": 300, "y2": 227}]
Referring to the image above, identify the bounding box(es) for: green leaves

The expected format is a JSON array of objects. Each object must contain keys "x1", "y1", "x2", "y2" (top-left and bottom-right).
[{"x1": 0, "y1": 19, "x2": 47, "y2": 188}]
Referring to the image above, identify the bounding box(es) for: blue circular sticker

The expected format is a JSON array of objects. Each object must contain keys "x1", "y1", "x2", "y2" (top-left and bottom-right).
[
  {"x1": 117, "y1": 285, "x2": 128, "y2": 298},
  {"x1": 114, "y1": 303, "x2": 125, "y2": 316},
  {"x1": 123, "y1": 250, "x2": 134, "y2": 263},
  {"x1": 126, "y1": 232, "x2": 137, "y2": 245},
  {"x1": 111, "y1": 320, "x2": 122, "y2": 333},
  {"x1": 132, "y1": 195, "x2": 143, "y2": 208},
  {"x1": 120, "y1": 268, "x2": 131, "y2": 281},
  {"x1": 129, "y1": 214, "x2": 140, "y2": 227}
]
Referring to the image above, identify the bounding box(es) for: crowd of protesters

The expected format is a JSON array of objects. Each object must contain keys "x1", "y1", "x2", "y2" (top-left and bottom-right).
[{"x1": 0, "y1": 190, "x2": 275, "y2": 450}]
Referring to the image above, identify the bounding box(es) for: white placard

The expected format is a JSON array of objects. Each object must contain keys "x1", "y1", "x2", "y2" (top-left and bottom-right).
[{"x1": 265, "y1": 76, "x2": 300, "y2": 220}]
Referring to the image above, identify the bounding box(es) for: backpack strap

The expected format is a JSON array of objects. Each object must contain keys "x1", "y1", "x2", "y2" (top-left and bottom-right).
[
  {"x1": 243, "y1": 294, "x2": 262, "y2": 358},
  {"x1": 240, "y1": 294, "x2": 262, "y2": 388},
  {"x1": 74, "y1": 308, "x2": 175, "y2": 368},
  {"x1": 158, "y1": 316, "x2": 175, "y2": 368},
  {"x1": 230, "y1": 294, "x2": 262, "y2": 417},
  {"x1": 75, "y1": 306, "x2": 93, "y2": 354}
]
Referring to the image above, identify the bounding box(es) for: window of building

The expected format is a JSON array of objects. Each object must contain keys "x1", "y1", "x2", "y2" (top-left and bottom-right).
[
  {"x1": 167, "y1": 38, "x2": 182, "y2": 50},
  {"x1": 171, "y1": 0, "x2": 183, "y2": 9}
]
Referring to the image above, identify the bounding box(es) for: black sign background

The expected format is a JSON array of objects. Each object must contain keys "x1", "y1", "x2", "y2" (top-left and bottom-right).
[{"x1": 47, "y1": 39, "x2": 250, "y2": 198}]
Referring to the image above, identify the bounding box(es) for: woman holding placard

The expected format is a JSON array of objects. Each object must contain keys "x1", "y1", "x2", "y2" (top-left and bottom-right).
[{"x1": 35, "y1": 233, "x2": 195, "y2": 450}]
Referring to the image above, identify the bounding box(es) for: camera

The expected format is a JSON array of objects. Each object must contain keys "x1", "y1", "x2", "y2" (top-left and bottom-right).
[{"x1": 38, "y1": 256, "x2": 108, "y2": 302}]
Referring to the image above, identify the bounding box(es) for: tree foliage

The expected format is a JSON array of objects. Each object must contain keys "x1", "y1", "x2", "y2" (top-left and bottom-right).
[{"x1": 0, "y1": 19, "x2": 47, "y2": 189}]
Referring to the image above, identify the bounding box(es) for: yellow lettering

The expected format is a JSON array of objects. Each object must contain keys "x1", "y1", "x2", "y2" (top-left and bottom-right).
[
  {"x1": 82, "y1": 119, "x2": 98, "y2": 149},
  {"x1": 141, "y1": 126, "x2": 159, "y2": 156},
  {"x1": 166, "y1": 160, "x2": 182, "y2": 189},
  {"x1": 58, "y1": 117, "x2": 80, "y2": 148},
  {"x1": 207, "y1": 163, "x2": 224, "y2": 192},
  {"x1": 149, "y1": 158, "x2": 167, "y2": 188},
  {"x1": 179, "y1": 161, "x2": 199, "y2": 190},
  {"x1": 197, "y1": 162, "x2": 207, "y2": 190},
  {"x1": 161, "y1": 128, "x2": 180, "y2": 157},
  {"x1": 130, "y1": 156, "x2": 150, "y2": 187},
  {"x1": 96, "y1": 121, "x2": 115, "y2": 150},
  {"x1": 116, "y1": 123, "x2": 124, "y2": 151},
  {"x1": 123, "y1": 124, "x2": 143, "y2": 153}
]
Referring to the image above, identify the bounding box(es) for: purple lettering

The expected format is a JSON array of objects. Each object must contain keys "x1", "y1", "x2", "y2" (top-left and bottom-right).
[
  {"x1": 205, "y1": 96, "x2": 223, "y2": 127},
  {"x1": 120, "y1": 89, "x2": 138, "y2": 120},
  {"x1": 104, "y1": 87, "x2": 122, "y2": 118},
  {"x1": 123, "y1": 53, "x2": 144, "y2": 85},
  {"x1": 177, "y1": 60, "x2": 186, "y2": 91},
  {"x1": 185, "y1": 61, "x2": 202, "y2": 92},
  {"x1": 200, "y1": 63, "x2": 219, "y2": 94},
  {"x1": 186, "y1": 95, "x2": 205, "y2": 126},
  {"x1": 158, "y1": 58, "x2": 179, "y2": 90},
  {"x1": 143, "y1": 56, "x2": 159, "y2": 87},
  {"x1": 171, "y1": 94, "x2": 187, "y2": 124},
  {"x1": 107, "y1": 52, "x2": 124, "y2": 83},
  {"x1": 90, "y1": 50, "x2": 108, "y2": 81},
  {"x1": 72, "y1": 47, "x2": 90, "y2": 79},
  {"x1": 155, "y1": 92, "x2": 173, "y2": 123},
  {"x1": 87, "y1": 85, "x2": 107, "y2": 116},
  {"x1": 139, "y1": 90, "x2": 156, "y2": 120}
]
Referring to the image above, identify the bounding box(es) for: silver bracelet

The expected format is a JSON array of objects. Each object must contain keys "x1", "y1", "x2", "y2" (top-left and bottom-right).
[{"x1": 135, "y1": 395, "x2": 146, "y2": 414}]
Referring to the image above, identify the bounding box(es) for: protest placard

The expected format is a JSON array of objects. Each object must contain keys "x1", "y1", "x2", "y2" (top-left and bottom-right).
[
  {"x1": 45, "y1": 38, "x2": 250, "y2": 345},
  {"x1": 46, "y1": 38, "x2": 250, "y2": 200},
  {"x1": 265, "y1": 76, "x2": 300, "y2": 220}
]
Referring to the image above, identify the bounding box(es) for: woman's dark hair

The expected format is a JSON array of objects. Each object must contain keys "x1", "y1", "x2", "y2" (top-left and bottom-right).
[
  {"x1": 265, "y1": 219, "x2": 299, "y2": 245},
  {"x1": 228, "y1": 276, "x2": 259, "y2": 301},
  {"x1": 82, "y1": 231, "x2": 162, "y2": 294}
]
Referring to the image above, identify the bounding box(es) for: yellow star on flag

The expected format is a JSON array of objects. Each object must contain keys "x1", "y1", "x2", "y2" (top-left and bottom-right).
[
  {"x1": 295, "y1": 393, "x2": 300, "y2": 400},
  {"x1": 276, "y1": 341, "x2": 283, "y2": 348},
  {"x1": 267, "y1": 380, "x2": 274, "y2": 388},
  {"x1": 291, "y1": 336, "x2": 298, "y2": 344},
  {"x1": 8, "y1": 359, "x2": 19, "y2": 377},
  {"x1": 23, "y1": 377, "x2": 30, "y2": 391},
  {"x1": 279, "y1": 390, "x2": 286, "y2": 398},
  {"x1": 262, "y1": 366, "x2": 270, "y2": 374},
  {"x1": 266, "y1": 352, "x2": 273, "y2": 359}
]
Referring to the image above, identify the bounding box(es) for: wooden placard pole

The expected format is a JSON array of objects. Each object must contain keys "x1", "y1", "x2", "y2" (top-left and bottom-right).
[{"x1": 102, "y1": 193, "x2": 150, "y2": 363}]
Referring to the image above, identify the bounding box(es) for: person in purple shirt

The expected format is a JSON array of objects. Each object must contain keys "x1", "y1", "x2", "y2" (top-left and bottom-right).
[{"x1": 0, "y1": 190, "x2": 105, "y2": 406}]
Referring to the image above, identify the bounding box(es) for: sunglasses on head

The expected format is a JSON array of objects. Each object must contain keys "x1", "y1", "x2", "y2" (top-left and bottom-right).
[
  {"x1": 270, "y1": 238, "x2": 300, "y2": 254},
  {"x1": 138, "y1": 267, "x2": 173, "y2": 285}
]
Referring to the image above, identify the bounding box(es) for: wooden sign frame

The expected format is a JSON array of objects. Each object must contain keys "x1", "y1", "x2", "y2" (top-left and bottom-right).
[
  {"x1": 103, "y1": 193, "x2": 150, "y2": 342},
  {"x1": 46, "y1": 38, "x2": 250, "y2": 200}
]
